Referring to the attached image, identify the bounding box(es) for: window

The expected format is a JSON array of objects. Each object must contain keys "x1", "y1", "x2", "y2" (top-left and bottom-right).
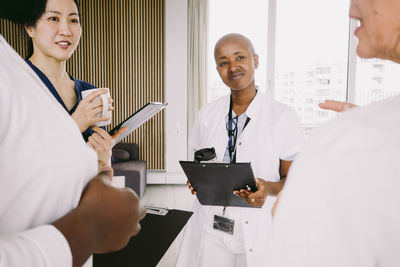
[
  {"x1": 274, "y1": 0, "x2": 350, "y2": 136},
  {"x1": 354, "y1": 57, "x2": 400, "y2": 105},
  {"x1": 316, "y1": 67, "x2": 331, "y2": 74},
  {"x1": 316, "y1": 79, "x2": 330, "y2": 85},
  {"x1": 207, "y1": 0, "x2": 268, "y2": 103}
]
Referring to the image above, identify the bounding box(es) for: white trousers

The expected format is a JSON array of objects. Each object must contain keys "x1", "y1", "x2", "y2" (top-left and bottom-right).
[{"x1": 198, "y1": 230, "x2": 247, "y2": 267}]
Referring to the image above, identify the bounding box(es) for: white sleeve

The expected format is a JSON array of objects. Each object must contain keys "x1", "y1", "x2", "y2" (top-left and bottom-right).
[
  {"x1": 265, "y1": 118, "x2": 400, "y2": 267},
  {"x1": 279, "y1": 108, "x2": 305, "y2": 159},
  {"x1": 0, "y1": 225, "x2": 72, "y2": 267}
]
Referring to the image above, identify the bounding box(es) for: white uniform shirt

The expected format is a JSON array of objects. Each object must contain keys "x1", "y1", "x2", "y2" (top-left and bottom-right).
[
  {"x1": 176, "y1": 92, "x2": 305, "y2": 267},
  {"x1": 264, "y1": 95, "x2": 400, "y2": 267},
  {"x1": 0, "y1": 35, "x2": 98, "y2": 266}
]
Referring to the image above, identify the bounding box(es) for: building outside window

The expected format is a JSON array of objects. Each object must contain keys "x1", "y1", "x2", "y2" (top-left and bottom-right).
[
  {"x1": 355, "y1": 58, "x2": 400, "y2": 105},
  {"x1": 274, "y1": 0, "x2": 350, "y2": 136}
]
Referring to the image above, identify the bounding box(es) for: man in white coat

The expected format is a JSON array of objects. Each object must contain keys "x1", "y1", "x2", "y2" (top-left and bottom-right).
[{"x1": 176, "y1": 33, "x2": 305, "y2": 267}]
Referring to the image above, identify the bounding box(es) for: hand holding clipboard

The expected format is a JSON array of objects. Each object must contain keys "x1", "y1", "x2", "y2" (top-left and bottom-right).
[{"x1": 179, "y1": 161, "x2": 259, "y2": 208}]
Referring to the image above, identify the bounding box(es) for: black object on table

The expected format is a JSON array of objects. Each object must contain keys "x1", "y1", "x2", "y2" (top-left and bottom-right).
[{"x1": 93, "y1": 208, "x2": 193, "y2": 267}]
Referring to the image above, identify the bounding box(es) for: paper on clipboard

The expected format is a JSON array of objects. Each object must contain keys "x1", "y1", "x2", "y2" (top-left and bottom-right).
[{"x1": 109, "y1": 102, "x2": 167, "y2": 143}]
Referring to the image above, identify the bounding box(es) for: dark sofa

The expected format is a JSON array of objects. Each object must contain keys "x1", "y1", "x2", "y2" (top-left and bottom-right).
[{"x1": 112, "y1": 143, "x2": 147, "y2": 198}]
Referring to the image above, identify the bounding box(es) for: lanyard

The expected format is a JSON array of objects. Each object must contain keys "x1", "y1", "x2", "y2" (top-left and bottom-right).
[{"x1": 227, "y1": 95, "x2": 251, "y2": 163}]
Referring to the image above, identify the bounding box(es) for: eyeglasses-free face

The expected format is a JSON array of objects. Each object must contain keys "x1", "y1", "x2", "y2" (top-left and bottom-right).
[{"x1": 25, "y1": 0, "x2": 82, "y2": 62}]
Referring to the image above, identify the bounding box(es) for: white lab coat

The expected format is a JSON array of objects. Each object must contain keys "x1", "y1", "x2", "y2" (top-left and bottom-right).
[
  {"x1": 264, "y1": 95, "x2": 400, "y2": 267},
  {"x1": 0, "y1": 35, "x2": 98, "y2": 267},
  {"x1": 176, "y1": 92, "x2": 305, "y2": 267}
]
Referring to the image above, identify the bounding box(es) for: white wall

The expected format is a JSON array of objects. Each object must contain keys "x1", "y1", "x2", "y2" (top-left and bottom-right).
[{"x1": 148, "y1": 0, "x2": 188, "y2": 184}]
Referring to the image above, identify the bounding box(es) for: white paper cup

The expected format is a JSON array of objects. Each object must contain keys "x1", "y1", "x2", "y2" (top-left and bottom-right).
[{"x1": 81, "y1": 88, "x2": 112, "y2": 127}]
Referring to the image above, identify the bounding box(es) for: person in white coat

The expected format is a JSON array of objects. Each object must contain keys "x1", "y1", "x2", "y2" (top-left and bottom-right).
[
  {"x1": 264, "y1": 0, "x2": 400, "y2": 266},
  {"x1": 0, "y1": 1, "x2": 146, "y2": 266},
  {"x1": 176, "y1": 33, "x2": 305, "y2": 267}
]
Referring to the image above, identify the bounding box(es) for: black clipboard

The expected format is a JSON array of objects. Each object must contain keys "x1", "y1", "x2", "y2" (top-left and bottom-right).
[
  {"x1": 109, "y1": 102, "x2": 167, "y2": 143},
  {"x1": 93, "y1": 207, "x2": 193, "y2": 267},
  {"x1": 179, "y1": 161, "x2": 258, "y2": 207}
]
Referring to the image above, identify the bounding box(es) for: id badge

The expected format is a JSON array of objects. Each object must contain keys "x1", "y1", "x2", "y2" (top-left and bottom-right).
[{"x1": 213, "y1": 215, "x2": 235, "y2": 235}]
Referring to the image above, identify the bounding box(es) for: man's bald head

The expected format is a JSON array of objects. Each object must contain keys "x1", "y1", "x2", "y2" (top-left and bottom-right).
[{"x1": 214, "y1": 33, "x2": 256, "y2": 61}]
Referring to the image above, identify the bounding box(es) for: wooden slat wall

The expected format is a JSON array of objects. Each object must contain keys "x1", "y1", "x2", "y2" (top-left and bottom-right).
[
  {"x1": 0, "y1": 0, "x2": 165, "y2": 170},
  {"x1": 0, "y1": 21, "x2": 29, "y2": 57}
]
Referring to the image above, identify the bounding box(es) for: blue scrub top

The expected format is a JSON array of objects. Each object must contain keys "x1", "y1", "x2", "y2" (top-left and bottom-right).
[{"x1": 26, "y1": 59, "x2": 103, "y2": 142}]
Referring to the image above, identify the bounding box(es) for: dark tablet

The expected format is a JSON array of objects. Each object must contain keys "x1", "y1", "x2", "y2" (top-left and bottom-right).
[
  {"x1": 179, "y1": 161, "x2": 258, "y2": 207},
  {"x1": 109, "y1": 102, "x2": 167, "y2": 143}
]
